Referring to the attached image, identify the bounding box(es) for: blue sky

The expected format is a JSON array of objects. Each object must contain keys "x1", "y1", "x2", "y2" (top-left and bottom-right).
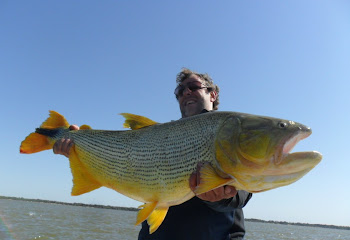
[{"x1": 1, "y1": 0, "x2": 349, "y2": 227}]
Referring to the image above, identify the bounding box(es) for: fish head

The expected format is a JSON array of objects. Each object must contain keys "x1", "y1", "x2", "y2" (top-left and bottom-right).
[{"x1": 215, "y1": 113, "x2": 322, "y2": 192}]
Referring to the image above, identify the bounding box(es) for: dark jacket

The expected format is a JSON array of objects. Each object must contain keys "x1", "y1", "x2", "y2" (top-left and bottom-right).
[{"x1": 138, "y1": 191, "x2": 252, "y2": 240}]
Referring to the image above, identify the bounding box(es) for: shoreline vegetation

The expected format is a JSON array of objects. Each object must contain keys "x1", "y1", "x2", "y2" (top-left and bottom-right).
[{"x1": 1, "y1": 196, "x2": 349, "y2": 231}]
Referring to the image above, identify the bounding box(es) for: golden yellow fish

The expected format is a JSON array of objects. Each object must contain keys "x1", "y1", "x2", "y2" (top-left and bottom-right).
[{"x1": 20, "y1": 111, "x2": 322, "y2": 233}]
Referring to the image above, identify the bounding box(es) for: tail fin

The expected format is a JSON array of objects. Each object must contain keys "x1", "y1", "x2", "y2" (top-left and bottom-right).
[{"x1": 20, "y1": 111, "x2": 70, "y2": 154}]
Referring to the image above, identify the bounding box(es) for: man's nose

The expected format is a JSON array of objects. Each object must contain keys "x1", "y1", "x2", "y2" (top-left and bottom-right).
[{"x1": 183, "y1": 87, "x2": 192, "y2": 95}]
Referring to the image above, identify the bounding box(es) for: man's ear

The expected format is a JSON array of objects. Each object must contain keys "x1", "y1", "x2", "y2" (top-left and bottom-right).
[{"x1": 210, "y1": 91, "x2": 217, "y2": 103}]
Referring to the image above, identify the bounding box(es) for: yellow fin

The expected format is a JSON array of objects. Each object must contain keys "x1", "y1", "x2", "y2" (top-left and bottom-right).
[
  {"x1": 41, "y1": 110, "x2": 70, "y2": 129},
  {"x1": 69, "y1": 146, "x2": 102, "y2": 196},
  {"x1": 79, "y1": 124, "x2": 92, "y2": 130},
  {"x1": 20, "y1": 132, "x2": 53, "y2": 154},
  {"x1": 194, "y1": 163, "x2": 234, "y2": 195},
  {"x1": 135, "y1": 202, "x2": 158, "y2": 226},
  {"x1": 120, "y1": 113, "x2": 158, "y2": 130},
  {"x1": 147, "y1": 207, "x2": 169, "y2": 234}
]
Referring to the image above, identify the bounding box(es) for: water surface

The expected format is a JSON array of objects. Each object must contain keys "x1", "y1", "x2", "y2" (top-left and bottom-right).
[{"x1": 1, "y1": 199, "x2": 349, "y2": 240}]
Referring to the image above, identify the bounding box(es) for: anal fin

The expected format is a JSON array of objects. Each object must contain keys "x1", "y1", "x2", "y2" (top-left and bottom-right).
[
  {"x1": 147, "y1": 207, "x2": 169, "y2": 234},
  {"x1": 69, "y1": 146, "x2": 102, "y2": 196},
  {"x1": 135, "y1": 202, "x2": 158, "y2": 226},
  {"x1": 194, "y1": 163, "x2": 234, "y2": 195}
]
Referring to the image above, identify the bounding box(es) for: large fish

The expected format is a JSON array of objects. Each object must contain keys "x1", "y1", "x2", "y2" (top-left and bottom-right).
[{"x1": 20, "y1": 111, "x2": 322, "y2": 233}]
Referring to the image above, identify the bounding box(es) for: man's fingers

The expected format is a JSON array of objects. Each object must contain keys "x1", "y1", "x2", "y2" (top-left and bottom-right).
[
  {"x1": 198, "y1": 192, "x2": 214, "y2": 201},
  {"x1": 189, "y1": 172, "x2": 197, "y2": 191},
  {"x1": 196, "y1": 167, "x2": 201, "y2": 186},
  {"x1": 189, "y1": 162, "x2": 237, "y2": 202},
  {"x1": 53, "y1": 139, "x2": 64, "y2": 154},
  {"x1": 189, "y1": 162, "x2": 203, "y2": 191},
  {"x1": 62, "y1": 139, "x2": 69, "y2": 152},
  {"x1": 52, "y1": 125, "x2": 78, "y2": 157},
  {"x1": 53, "y1": 138, "x2": 74, "y2": 157},
  {"x1": 195, "y1": 162, "x2": 204, "y2": 186},
  {"x1": 224, "y1": 186, "x2": 237, "y2": 197},
  {"x1": 63, "y1": 139, "x2": 74, "y2": 157},
  {"x1": 69, "y1": 125, "x2": 79, "y2": 131},
  {"x1": 212, "y1": 187, "x2": 225, "y2": 199},
  {"x1": 196, "y1": 186, "x2": 238, "y2": 202}
]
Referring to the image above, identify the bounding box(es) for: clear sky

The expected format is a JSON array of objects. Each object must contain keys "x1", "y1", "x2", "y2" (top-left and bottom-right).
[{"x1": 1, "y1": 0, "x2": 349, "y2": 227}]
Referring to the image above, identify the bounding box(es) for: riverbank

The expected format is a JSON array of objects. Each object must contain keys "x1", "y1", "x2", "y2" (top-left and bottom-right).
[
  {"x1": 0, "y1": 195, "x2": 137, "y2": 212},
  {"x1": 1, "y1": 195, "x2": 349, "y2": 231}
]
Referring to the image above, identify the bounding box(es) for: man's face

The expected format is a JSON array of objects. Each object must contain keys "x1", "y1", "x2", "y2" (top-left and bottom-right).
[{"x1": 177, "y1": 74, "x2": 216, "y2": 118}]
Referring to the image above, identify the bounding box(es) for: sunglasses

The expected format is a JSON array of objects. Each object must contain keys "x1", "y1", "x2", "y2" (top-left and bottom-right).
[{"x1": 174, "y1": 82, "x2": 212, "y2": 98}]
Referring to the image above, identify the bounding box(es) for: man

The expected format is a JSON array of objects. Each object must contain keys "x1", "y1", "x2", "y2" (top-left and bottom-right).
[{"x1": 53, "y1": 68, "x2": 252, "y2": 239}]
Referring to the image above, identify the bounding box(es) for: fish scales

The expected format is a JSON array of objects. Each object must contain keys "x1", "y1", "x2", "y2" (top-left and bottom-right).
[
  {"x1": 20, "y1": 110, "x2": 322, "y2": 234},
  {"x1": 63, "y1": 113, "x2": 223, "y2": 203}
]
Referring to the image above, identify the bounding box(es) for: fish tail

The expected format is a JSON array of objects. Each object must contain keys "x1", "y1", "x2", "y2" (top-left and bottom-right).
[{"x1": 20, "y1": 111, "x2": 70, "y2": 154}]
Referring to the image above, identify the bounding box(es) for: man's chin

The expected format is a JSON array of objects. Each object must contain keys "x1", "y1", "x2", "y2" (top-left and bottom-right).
[{"x1": 182, "y1": 106, "x2": 201, "y2": 118}]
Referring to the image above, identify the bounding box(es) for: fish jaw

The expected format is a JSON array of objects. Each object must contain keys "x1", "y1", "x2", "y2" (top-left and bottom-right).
[
  {"x1": 261, "y1": 127, "x2": 322, "y2": 184},
  {"x1": 236, "y1": 151, "x2": 322, "y2": 193},
  {"x1": 273, "y1": 124, "x2": 312, "y2": 165},
  {"x1": 272, "y1": 151, "x2": 322, "y2": 174},
  {"x1": 233, "y1": 142, "x2": 322, "y2": 193}
]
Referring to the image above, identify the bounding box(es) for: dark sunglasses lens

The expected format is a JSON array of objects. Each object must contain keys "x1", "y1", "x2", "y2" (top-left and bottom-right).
[
  {"x1": 175, "y1": 82, "x2": 204, "y2": 97},
  {"x1": 188, "y1": 82, "x2": 202, "y2": 91},
  {"x1": 175, "y1": 85, "x2": 185, "y2": 97}
]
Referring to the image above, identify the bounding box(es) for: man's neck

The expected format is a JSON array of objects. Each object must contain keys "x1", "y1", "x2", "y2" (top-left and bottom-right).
[{"x1": 182, "y1": 109, "x2": 211, "y2": 119}]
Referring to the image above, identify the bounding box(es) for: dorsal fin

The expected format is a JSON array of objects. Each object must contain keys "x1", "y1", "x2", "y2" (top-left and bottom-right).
[
  {"x1": 120, "y1": 113, "x2": 158, "y2": 130},
  {"x1": 40, "y1": 111, "x2": 70, "y2": 129}
]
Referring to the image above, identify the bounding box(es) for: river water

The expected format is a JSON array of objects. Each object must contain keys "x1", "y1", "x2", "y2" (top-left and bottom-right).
[{"x1": 1, "y1": 199, "x2": 349, "y2": 240}]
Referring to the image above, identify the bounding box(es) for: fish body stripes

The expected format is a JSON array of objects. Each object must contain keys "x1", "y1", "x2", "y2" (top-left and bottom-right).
[
  {"x1": 20, "y1": 110, "x2": 322, "y2": 233},
  {"x1": 66, "y1": 113, "x2": 223, "y2": 204}
]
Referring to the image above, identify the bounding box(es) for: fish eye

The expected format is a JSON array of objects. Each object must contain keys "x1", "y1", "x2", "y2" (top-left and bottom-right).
[{"x1": 278, "y1": 122, "x2": 288, "y2": 128}]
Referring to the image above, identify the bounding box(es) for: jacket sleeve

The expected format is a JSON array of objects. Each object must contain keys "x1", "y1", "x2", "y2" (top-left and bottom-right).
[{"x1": 203, "y1": 190, "x2": 252, "y2": 213}]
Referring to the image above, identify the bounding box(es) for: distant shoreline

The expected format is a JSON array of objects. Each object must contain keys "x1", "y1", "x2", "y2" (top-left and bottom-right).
[
  {"x1": 1, "y1": 196, "x2": 349, "y2": 231},
  {"x1": 0, "y1": 196, "x2": 137, "y2": 212}
]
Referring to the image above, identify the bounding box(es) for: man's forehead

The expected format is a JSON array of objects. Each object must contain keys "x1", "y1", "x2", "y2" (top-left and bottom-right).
[{"x1": 182, "y1": 74, "x2": 203, "y2": 84}]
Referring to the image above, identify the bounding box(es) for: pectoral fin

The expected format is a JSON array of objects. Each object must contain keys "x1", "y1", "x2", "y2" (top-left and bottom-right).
[
  {"x1": 194, "y1": 163, "x2": 234, "y2": 195},
  {"x1": 69, "y1": 146, "x2": 102, "y2": 196},
  {"x1": 147, "y1": 207, "x2": 169, "y2": 234}
]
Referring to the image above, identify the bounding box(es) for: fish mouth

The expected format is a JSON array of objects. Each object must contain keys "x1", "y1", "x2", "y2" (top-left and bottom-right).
[
  {"x1": 274, "y1": 128, "x2": 312, "y2": 165},
  {"x1": 265, "y1": 129, "x2": 322, "y2": 176}
]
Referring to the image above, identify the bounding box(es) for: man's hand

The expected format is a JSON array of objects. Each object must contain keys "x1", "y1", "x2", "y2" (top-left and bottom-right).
[
  {"x1": 52, "y1": 125, "x2": 79, "y2": 157},
  {"x1": 189, "y1": 163, "x2": 237, "y2": 202}
]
